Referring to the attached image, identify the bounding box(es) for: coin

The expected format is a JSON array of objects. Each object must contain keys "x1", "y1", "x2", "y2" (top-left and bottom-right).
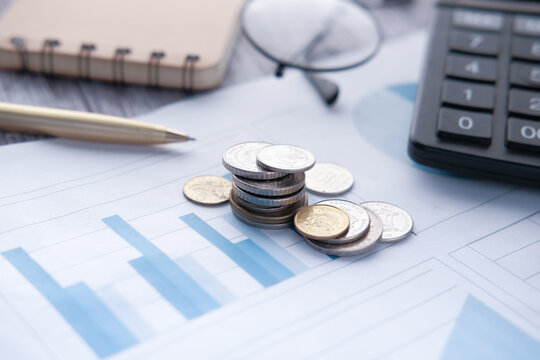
[
  {"x1": 230, "y1": 209, "x2": 293, "y2": 230},
  {"x1": 232, "y1": 173, "x2": 305, "y2": 196},
  {"x1": 256, "y1": 144, "x2": 315, "y2": 173},
  {"x1": 303, "y1": 208, "x2": 383, "y2": 256},
  {"x1": 183, "y1": 175, "x2": 232, "y2": 205},
  {"x1": 294, "y1": 204, "x2": 350, "y2": 240},
  {"x1": 231, "y1": 190, "x2": 303, "y2": 214},
  {"x1": 305, "y1": 162, "x2": 354, "y2": 195},
  {"x1": 315, "y1": 199, "x2": 370, "y2": 244},
  {"x1": 233, "y1": 183, "x2": 306, "y2": 207},
  {"x1": 229, "y1": 191, "x2": 307, "y2": 224},
  {"x1": 222, "y1": 142, "x2": 286, "y2": 179},
  {"x1": 362, "y1": 201, "x2": 413, "y2": 243}
]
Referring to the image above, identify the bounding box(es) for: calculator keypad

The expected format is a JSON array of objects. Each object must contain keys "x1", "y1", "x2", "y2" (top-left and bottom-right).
[
  {"x1": 440, "y1": 9, "x2": 540, "y2": 152},
  {"x1": 410, "y1": 5, "x2": 540, "y2": 184}
]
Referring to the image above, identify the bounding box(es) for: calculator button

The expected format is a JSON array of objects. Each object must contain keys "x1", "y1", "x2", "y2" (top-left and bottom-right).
[
  {"x1": 450, "y1": 30, "x2": 500, "y2": 56},
  {"x1": 437, "y1": 108, "x2": 492, "y2": 143},
  {"x1": 442, "y1": 80, "x2": 495, "y2": 110},
  {"x1": 453, "y1": 10, "x2": 504, "y2": 32},
  {"x1": 445, "y1": 54, "x2": 497, "y2": 82},
  {"x1": 507, "y1": 117, "x2": 540, "y2": 151},
  {"x1": 514, "y1": 15, "x2": 540, "y2": 37},
  {"x1": 508, "y1": 89, "x2": 540, "y2": 118},
  {"x1": 510, "y1": 62, "x2": 540, "y2": 89},
  {"x1": 511, "y1": 36, "x2": 540, "y2": 61}
]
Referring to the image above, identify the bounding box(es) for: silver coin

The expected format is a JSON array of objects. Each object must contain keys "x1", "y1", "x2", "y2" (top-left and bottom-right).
[
  {"x1": 303, "y1": 208, "x2": 382, "y2": 257},
  {"x1": 306, "y1": 163, "x2": 354, "y2": 195},
  {"x1": 362, "y1": 201, "x2": 413, "y2": 243},
  {"x1": 232, "y1": 173, "x2": 305, "y2": 196},
  {"x1": 223, "y1": 142, "x2": 286, "y2": 179},
  {"x1": 230, "y1": 192, "x2": 307, "y2": 224},
  {"x1": 315, "y1": 199, "x2": 370, "y2": 244},
  {"x1": 256, "y1": 144, "x2": 315, "y2": 173},
  {"x1": 233, "y1": 183, "x2": 306, "y2": 207},
  {"x1": 231, "y1": 189, "x2": 304, "y2": 214},
  {"x1": 230, "y1": 208, "x2": 293, "y2": 229}
]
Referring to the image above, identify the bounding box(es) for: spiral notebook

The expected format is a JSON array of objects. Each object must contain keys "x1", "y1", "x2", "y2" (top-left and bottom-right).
[{"x1": 0, "y1": 0, "x2": 244, "y2": 90}]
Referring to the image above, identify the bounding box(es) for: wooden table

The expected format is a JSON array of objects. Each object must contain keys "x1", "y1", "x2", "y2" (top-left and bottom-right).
[{"x1": 0, "y1": 0, "x2": 435, "y2": 146}]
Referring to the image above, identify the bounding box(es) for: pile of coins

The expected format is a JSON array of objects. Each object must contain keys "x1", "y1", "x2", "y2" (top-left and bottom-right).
[
  {"x1": 184, "y1": 141, "x2": 415, "y2": 257},
  {"x1": 295, "y1": 200, "x2": 413, "y2": 257},
  {"x1": 222, "y1": 142, "x2": 315, "y2": 229}
]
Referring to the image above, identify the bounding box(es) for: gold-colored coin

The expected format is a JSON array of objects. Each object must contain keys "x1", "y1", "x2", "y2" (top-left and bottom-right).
[
  {"x1": 294, "y1": 204, "x2": 350, "y2": 240},
  {"x1": 183, "y1": 175, "x2": 232, "y2": 206}
]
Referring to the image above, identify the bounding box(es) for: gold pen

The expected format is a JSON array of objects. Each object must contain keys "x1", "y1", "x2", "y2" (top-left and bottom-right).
[{"x1": 0, "y1": 102, "x2": 195, "y2": 145}]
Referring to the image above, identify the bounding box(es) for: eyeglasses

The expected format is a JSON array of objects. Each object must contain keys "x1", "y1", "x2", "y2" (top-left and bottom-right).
[{"x1": 242, "y1": 0, "x2": 382, "y2": 105}]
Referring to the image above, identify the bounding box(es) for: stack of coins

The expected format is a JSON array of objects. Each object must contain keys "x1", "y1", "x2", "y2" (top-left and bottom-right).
[{"x1": 222, "y1": 142, "x2": 315, "y2": 229}]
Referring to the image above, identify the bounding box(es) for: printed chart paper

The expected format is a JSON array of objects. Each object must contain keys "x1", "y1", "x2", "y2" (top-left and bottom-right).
[{"x1": 0, "y1": 33, "x2": 539, "y2": 360}]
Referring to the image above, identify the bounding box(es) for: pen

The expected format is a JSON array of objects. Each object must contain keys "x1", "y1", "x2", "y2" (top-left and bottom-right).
[{"x1": 0, "y1": 102, "x2": 195, "y2": 145}]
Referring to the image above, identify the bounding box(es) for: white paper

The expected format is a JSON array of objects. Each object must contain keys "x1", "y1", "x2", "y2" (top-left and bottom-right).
[{"x1": 0, "y1": 32, "x2": 539, "y2": 360}]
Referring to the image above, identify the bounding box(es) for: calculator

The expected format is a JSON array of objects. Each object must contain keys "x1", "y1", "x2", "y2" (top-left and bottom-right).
[{"x1": 408, "y1": 0, "x2": 540, "y2": 185}]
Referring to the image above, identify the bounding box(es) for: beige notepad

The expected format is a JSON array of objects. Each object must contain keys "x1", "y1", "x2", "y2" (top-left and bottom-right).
[{"x1": 0, "y1": 0, "x2": 244, "y2": 90}]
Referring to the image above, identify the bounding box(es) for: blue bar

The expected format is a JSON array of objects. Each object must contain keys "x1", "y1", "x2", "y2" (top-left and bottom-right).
[
  {"x1": 180, "y1": 213, "x2": 280, "y2": 287},
  {"x1": 130, "y1": 257, "x2": 202, "y2": 319},
  {"x1": 222, "y1": 213, "x2": 308, "y2": 274},
  {"x1": 65, "y1": 283, "x2": 138, "y2": 350},
  {"x1": 2, "y1": 248, "x2": 136, "y2": 358},
  {"x1": 97, "y1": 286, "x2": 154, "y2": 341},
  {"x1": 237, "y1": 240, "x2": 294, "y2": 282},
  {"x1": 176, "y1": 255, "x2": 235, "y2": 305},
  {"x1": 103, "y1": 215, "x2": 220, "y2": 315},
  {"x1": 442, "y1": 295, "x2": 540, "y2": 360},
  {"x1": 223, "y1": 173, "x2": 233, "y2": 181}
]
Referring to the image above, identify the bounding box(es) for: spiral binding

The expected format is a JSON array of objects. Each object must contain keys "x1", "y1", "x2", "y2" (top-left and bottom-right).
[
  {"x1": 9, "y1": 37, "x2": 200, "y2": 89},
  {"x1": 41, "y1": 39, "x2": 61, "y2": 75},
  {"x1": 10, "y1": 37, "x2": 29, "y2": 71},
  {"x1": 78, "y1": 43, "x2": 96, "y2": 80},
  {"x1": 112, "y1": 48, "x2": 131, "y2": 84},
  {"x1": 148, "y1": 51, "x2": 165, "y2": 87},
  {"x1": 182, "y1": 55, "x2": 199, "y2": 92}
]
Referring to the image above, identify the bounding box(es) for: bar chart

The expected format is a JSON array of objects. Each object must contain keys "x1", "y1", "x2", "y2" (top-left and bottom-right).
[{"x1": 1, "y1": 210, "x2": 326, "y2": 358}]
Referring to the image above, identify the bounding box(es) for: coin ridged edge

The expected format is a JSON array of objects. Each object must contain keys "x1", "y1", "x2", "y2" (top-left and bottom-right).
[
  {"x1": 232, "y1": 173, "x2": 305, "y2": 196},
  {"x1": 233, "y1": 184, "x2": 307, "y2": 207}
]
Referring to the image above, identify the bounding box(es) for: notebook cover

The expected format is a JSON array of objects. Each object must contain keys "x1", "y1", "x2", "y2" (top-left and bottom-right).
[{"x1": 0, "y1": 0, "x2": 245, "y2": 90}]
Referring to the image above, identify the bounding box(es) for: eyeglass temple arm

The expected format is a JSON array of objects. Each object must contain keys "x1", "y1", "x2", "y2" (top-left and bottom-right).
[
  {"x1": 275, "y1": 64, "x2": 339, "y2": 106},
  {"x1": 304, "y1": 72, "x2": 339, "y2": 106}
]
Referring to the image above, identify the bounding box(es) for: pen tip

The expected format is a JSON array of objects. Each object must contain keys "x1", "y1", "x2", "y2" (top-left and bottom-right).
[
  {"x1": 165, "y1": 130, "x2": 195, "y2": 143},
  {"x1": 187, "y1": 136, "x2": 196, "y2": 141}
]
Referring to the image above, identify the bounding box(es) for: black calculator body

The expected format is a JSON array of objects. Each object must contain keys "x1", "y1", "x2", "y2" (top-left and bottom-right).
[{"x1": 409, "y1": 0, "x2": 540, "y2": 185}]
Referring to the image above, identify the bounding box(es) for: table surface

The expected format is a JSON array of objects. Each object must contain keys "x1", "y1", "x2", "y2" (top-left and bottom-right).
[{"x1": 0, "y1": 0, "x2": 435, "y2": 146}]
